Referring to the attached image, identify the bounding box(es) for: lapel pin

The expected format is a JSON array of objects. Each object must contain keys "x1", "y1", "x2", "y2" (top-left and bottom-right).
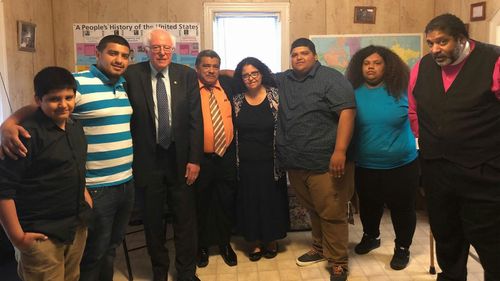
[{"x1": 173, "y1": 81, "x2": 178, "y2": 85}]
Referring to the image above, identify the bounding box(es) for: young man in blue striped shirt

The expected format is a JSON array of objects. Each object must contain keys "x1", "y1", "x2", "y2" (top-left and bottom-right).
[{"x1": 0, "y1": 35, "x2": 134, "y2": 281}]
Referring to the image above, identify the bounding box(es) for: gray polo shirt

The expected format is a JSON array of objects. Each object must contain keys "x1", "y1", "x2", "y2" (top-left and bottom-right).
[{"x1": 276, "y1": 61, "x2": 355, "y2": 172}]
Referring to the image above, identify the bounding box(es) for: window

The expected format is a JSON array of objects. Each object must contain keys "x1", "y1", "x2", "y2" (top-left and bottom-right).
[
  {"x1": 204, "y1": 2, "x2": 290, "y2": 72},
  {"x1": 213, "y1": 13, "x2": 281, "y2": 72}
]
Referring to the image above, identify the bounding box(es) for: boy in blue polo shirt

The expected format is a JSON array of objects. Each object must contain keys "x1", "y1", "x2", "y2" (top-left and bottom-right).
[{"x1": 0, "y1": 66, "x2": 92, "y2": 281}]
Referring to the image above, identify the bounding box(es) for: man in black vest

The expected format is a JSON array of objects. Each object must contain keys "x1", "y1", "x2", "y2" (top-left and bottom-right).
[{"x1": 408, "y1": 14, "x2": 500, "y2": 281}]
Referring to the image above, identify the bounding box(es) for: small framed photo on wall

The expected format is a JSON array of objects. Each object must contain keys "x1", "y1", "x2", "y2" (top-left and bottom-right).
[
  {"x1": 470, "y1": 2, "x2": 486, "y2": 22},
  {"x1": 17, "y1": 21, "x2": 36, "y2": 52},
  {"x1": 354, "y1": 6, "x2": 376, "y2": 24}
]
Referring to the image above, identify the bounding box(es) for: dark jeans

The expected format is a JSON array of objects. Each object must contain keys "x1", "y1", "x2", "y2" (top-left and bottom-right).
[
  {"x1": 80, "y1": 180, "x2": 135, "y2": 281},
  {"x1": 422, "y1": 158, "x2": 500, "y2": 281},
  {"x1": 355, "y1": 159, "x2": 419, "y2": 248},
  {"x1": 143, "y1": 145, "x2": 197, "y2": 280}
]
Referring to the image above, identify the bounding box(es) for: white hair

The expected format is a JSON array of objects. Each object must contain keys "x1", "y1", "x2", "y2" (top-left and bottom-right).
[{"x1": 142, "y1": 28, "x2": 176, "y2": 47}]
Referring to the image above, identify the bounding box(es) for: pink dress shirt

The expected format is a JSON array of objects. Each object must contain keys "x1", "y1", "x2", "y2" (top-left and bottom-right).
[{"x1": 408, "y1": 40, "x2": 500, "y2": 137}]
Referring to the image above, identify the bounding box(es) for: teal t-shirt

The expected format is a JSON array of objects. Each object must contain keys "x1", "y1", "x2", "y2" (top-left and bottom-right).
[{"x1": 353, "y1": 84, "x2": 417, "y2": 169}]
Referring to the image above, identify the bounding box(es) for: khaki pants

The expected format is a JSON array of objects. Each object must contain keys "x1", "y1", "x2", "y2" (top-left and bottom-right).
[
  {"x1": 15, "y1": 225, "x2": 87, "y2": 281},
  {"x1": 288, "y1": 162, "x2": 354, "y2": 267}
]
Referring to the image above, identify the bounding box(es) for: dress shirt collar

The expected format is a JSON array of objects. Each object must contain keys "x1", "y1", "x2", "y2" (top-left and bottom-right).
[
  {"x1": 149, "y1": 62, "x2": 169, "y2": 79},
  {"x1": 198, "y1": 79, "x2": 222, "y2": 91},
  {"x1": 450, "y1": 39, "x2": 472, "y2": 66},
  {"x1": 34, "y1": 108, "x2": 74, "y2": 132}
]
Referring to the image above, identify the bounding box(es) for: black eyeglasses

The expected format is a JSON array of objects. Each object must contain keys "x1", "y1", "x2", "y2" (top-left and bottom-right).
[{"x1": 242, "y1": 71, "x2": 260, "y2": 81}]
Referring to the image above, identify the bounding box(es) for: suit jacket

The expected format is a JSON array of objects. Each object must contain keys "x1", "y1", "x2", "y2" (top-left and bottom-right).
[
  {"x1": 124, "y1": 61, "x2": 204, "y2": 187},
  {"x1": 218, "y1": 75, "x2": 235, "y2": 100}
]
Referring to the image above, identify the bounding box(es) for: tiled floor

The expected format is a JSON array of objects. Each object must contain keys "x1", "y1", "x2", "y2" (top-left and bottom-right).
[{"x1": 114, "y1": 211, "x2": 484, "y2": 281}]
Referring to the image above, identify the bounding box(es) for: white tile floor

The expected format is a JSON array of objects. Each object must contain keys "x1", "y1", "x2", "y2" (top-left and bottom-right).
[{"x1": 113, "y1": 211, "x2": 484, "y2": 281}]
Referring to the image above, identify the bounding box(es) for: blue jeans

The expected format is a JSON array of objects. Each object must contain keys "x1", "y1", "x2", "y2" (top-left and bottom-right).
[{"x1": 80, "y1": 180, "x2": 135, "y2": 281}]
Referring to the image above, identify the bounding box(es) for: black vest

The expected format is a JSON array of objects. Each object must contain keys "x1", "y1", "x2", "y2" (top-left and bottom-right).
[{"x1": 414, "y1": 41, "x2": 500, "y2": 167}]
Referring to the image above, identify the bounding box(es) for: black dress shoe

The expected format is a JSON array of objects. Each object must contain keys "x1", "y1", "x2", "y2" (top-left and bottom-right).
[
  {"x1": 263, "y1": 242, "x2": 278, "y2": 259},
  {"x1": 219, "y1": 244, "x2": 237, "y2": 266},
  {"x1": 197, "y1": 247, "x2": 209, "y2": 268},
  {"x1": 248, "y1": 250, "x2": 262, "y2": 262}
]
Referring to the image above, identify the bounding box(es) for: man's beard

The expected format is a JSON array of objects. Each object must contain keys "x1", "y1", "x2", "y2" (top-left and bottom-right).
[{"x1": 432, "y1": 44, "x2": 461, "y2": 66}]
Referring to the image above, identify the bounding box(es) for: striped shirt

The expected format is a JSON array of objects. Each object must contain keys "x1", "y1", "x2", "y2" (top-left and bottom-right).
[{"x1": 72, "y1": 65, "x2": 133, "y2": 188}]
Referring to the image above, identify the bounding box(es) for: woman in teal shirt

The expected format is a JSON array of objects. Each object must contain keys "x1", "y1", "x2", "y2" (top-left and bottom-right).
[{"x1": 346, "y1": 45, "x2": 418, "y2": 270}]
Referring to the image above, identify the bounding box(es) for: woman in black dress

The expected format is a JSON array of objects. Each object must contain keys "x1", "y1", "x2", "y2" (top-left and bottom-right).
[{"x1": 233, "y1": 57, "x2": 288, "y2": 261}]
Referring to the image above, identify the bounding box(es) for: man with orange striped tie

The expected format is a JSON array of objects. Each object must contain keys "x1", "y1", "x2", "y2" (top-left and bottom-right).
[{"x1": 194, "y1": 50, "x2": 238, "y2": 268}]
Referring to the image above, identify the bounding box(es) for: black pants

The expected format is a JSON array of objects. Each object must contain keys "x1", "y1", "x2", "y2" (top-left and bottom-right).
[
  {"x1": 142, "y1": 144, "x2": 198, "y2": 280},
  {"x1": 422, "y1": 158, "x2": 500, "y2": 281},
  {"x1": 0, "y1": 228, "x2": 14, "y2": 265},
  {"x1": 355, "y1": 159, "x2": 419, "y2": 248},
  {"x1": 195, "y1": 146, "x2": 237, "y2": 248}
]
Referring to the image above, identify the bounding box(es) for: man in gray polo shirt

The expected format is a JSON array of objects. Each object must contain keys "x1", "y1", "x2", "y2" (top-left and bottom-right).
[{"x1": 276, "y1": 38, "x2": 356, "y2": 281}]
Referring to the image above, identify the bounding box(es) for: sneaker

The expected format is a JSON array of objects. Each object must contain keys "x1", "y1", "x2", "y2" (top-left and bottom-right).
[
  {"x1": 354, "y1": 233, "x2": 380, "y2": 255},
  {"x1": 295, "y1": 249, "x2": 325, "y2": 266},
  {"x1": 390, "y1": 246, "x2": 410, "y2": 270},
  {"x1": 330, "y1": 265, "x2": 348, "y2": 281}
]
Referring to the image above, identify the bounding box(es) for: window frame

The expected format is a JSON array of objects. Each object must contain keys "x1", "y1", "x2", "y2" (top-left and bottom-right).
[{"x1": 203, "y1": 2, "x2": 290, "y2": 71}]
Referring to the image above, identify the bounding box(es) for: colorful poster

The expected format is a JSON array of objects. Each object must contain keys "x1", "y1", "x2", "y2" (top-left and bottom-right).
[
  {"x1": 73, "y1": 23, "x2": 200, "y2": 71},
  {"x1": 310, "y1": 34, "x2": 422, "y2": 74}
]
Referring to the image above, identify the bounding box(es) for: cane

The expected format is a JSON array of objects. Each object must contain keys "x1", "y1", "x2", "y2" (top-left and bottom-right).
[{"x1": 429, "y1": 230, "x2": 436, "y2": 274}]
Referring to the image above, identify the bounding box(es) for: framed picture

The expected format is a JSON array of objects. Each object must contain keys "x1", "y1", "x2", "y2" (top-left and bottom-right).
[
  {"x1": 354, "y1": 6, "x2": 376, "y2": 24},
  {"x1": 470, "y1": 2, "x2": 486, "y2": 22},
  {"x1": 17, "y1": 21, "x2": 36, "y2": 52}
]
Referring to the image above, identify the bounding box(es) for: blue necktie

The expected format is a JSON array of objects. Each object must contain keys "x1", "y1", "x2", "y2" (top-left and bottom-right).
[{"x1": 156, "y1": 72, "x2": 171, "y2": 149}]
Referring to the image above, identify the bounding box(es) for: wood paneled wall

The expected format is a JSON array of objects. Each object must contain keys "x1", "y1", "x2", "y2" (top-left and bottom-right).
[
  {"x1": 3, "y1": 0, "x2": 55, "y2": 109},
  {"x1": 435, "y1": 0, "x2": 500, "y2": 43},
  {"x1": 2, "y1": 0, "x2": 499, "y2": 111},
  {"x1": 49, "y1": 0, "x2": 437, "y2": 69}
]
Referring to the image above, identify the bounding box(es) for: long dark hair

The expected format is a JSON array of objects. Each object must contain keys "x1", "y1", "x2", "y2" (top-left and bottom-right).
[
  {"x1": 346, "y1": 45, "x2": 409, "y2": 99},
  {"x1": 234, "y1": 57, "x2": 277, "y2": 93}
]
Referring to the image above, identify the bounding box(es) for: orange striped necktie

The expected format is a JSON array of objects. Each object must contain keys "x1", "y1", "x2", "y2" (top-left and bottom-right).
[{"x1": 208, "y1": 88, "x2": 226, "y2": 156}]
